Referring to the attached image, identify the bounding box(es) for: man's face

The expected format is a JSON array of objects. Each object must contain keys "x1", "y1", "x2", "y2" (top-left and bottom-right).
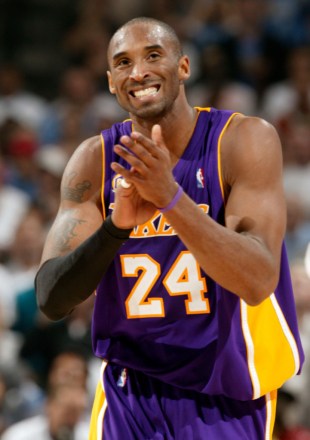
[
  {"x1": 47, "y1": 386, "x2": 87, "y2": 438},
  {"x1": 107, "y1": 22, "x2": 188, "y2": 120}
]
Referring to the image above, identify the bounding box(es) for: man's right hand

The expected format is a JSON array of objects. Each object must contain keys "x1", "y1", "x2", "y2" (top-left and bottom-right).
[{"x1": 112, "y1": 181, "x2": 157, "y2": 229}]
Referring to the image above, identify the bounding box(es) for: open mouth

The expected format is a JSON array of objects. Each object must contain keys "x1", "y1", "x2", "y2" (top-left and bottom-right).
[{"x1": 130, "y1": 85, "x2": 160, "y2": 98}]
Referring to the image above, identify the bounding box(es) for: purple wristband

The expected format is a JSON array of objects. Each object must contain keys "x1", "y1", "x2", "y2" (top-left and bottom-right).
[{"x1": 158, "y1": 184, "x2": 183, "y2": 213}]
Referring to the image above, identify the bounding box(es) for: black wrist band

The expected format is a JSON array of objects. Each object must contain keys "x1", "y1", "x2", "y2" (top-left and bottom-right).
[
  {"x1": 35, "y1": 215, "x2": 132, "y2": 321},
  {"x1": 103, "y1": 215, "x2": 133, "y2": 239}
]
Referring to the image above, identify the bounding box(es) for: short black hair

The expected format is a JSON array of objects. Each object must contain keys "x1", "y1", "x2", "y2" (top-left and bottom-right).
[{"x1": 108, "y1": 16, "x2": 183, "y2": 60}]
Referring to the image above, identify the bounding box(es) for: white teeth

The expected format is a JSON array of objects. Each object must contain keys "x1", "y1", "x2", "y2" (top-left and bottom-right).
[{"x1": 133, "y1": 87, "x2": 158, "y2": 98}]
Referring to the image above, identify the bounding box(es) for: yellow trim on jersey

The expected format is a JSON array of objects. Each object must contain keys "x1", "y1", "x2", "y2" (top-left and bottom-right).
[
  {"x1": 265, "y1": 391, "x2": 277, "y2": 440},
  {"x1": 217, "y1": 112, "x2": 241, "y2": 202},
  {"x1": 194, "y1": 106, "x2": 212, "y2": 112},
  {"x1": 89, "y1": 361, "x2": 107, "y2": 440},
  {"x1": 211, "y1": 110, "x2": 300, "y2": 398},
  {"x1": 100, "y1": 134, "x2": 106, "y2": 220},
  {"x1": 241, "y1": 296, "x2": 300, "y2": 399}
]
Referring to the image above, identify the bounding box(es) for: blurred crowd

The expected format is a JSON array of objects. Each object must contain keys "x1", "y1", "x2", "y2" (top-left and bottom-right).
[{"x1": 0, "y1": 0, "x2": 310, "y2": 439}]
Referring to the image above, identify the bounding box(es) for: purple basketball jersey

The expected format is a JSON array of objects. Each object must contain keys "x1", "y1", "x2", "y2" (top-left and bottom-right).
[{"x1": 93, "y1": 107, "x2": 304, "y2": 401}]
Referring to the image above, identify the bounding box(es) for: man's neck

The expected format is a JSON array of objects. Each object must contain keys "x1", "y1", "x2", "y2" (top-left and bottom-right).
[{"x1": 129, "y1": 103, "x2": 198, "y2": 160}]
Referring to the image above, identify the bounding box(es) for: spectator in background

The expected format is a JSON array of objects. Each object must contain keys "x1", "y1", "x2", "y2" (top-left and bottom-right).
[
  {"x1": 261, "y1": 45, "x2": 310, "y2": 123},
  {"x1": 0, "y1": 264, "x2": 21, "y2": 372},
  {"x1": 266, "y1": 0, "x2": 310, "y2": 47},
  {"x1": 6, "y1": 206, "x2": 47, "y2": 297},
  {"x1": 0, "y1": 264, "x2": 15, "y2": 331},
  {"x1": 190, "y1": 0, "x2": 286, "y2": 100},
  {"x1": 275, "y1": 261, "x2": 310, "y2": 437},
  {"x1": 0, "y1": 65, "x2": 49, "y2": 133},
  {"x1": 0, "y1": 153, "x2": 30, "y2": 260},
  {"x1": 47, "y1": 350, "x2": 88, "y2": 391},
  {"x1": 40, "y1": 66, "x2": 126, "y2": 155},
  {"x1": 63, "y1": 0, "x2": 112, "y2": 83},
  {"x1": 226, "y1": 0, "x2": 287, "y2": 92},
  {"x1": 188, "y1": 43, "x2": 258, "y2": 115},
  {"x1": 280, "y1": 115, "x2": 310, "y2": 219},
  {"x1": 46, "y1": 349, "x2": 99, "y2": 415},
  {"x1": 285, "y1": 195, "x2": 310, "y2": 263},
  {"x1": 2, "y1": 206, "x2": 47, "y2": 353},
  {"x1": 0, "y1": 364, "x2": 43, "y2": 436},
  {"x1": 34, "y1": 146, "x2": 68, "y2": 227},
  {"x1": 4, "y1": 124, "x2": 40, "y2": 200},
  {"x1": 1, "y1": 383, "x2": 89, "y2": 440},
  {"x1": 185, "y1": 0, "x2": 290, "y2": 115},
  {"x1": 184, "y1": 1, "x2": 250, "y2": 113},
  {"x1": 18, "y1": 295, "x2": 95, "y2": 390},
  {"x1": 0, "y1": 348, "x2": 92, "y2": 437}
]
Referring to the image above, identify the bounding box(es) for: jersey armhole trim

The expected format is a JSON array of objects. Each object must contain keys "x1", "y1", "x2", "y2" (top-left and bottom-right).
[
  {"x1": 100, "y1": 133, "x2": 106, "y2": 220},
  {"x1": 217, "y1": 112, "x2": 241, "y2": 204}
]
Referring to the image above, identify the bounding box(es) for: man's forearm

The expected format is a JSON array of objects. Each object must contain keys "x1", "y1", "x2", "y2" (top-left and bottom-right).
[{"x1": 35, "y1": 216, "x2": 132, "y2": 321}]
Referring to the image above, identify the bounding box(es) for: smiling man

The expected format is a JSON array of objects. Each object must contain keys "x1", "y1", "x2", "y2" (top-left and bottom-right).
[
  {"x1": 35, "y1": 17, "x2": 304, "y2": 440},
  {"x1": 107, "y1": 20, "x2": 184, "y2": 121}
]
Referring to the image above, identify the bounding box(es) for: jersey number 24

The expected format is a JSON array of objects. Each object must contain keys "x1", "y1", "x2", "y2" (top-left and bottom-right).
[{"x1": 120, "y1": 251, "x2": 210, "y2": 318}]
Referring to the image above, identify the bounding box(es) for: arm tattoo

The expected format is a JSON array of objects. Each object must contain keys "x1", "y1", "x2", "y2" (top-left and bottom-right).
[
  {"x1": 53, "y1": 218, "x2": 86, "y2": 253},
  {"x1": 63, "y1": 173, "x2": 92, "y2": 202}
]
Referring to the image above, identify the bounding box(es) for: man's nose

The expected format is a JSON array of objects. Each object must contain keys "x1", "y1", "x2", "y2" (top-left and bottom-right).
[{"x1": 129, "y1": 61, "x2": 149, "y2": 82}]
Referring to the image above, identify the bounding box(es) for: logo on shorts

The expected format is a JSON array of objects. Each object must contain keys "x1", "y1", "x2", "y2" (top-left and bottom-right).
[
  {"x1": 196, "y1": 168, "x2": 205, "y2": 188},
  {"x1": 117, "y1": 368, "x2": 128, "y2": 387}
]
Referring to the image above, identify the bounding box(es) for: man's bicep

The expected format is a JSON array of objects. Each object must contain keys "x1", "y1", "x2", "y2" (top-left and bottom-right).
[
  {"x1": 224, "y1": 117, "x2": 286, "y2": 255},
  {"x1": 225, "y1": 179, "x2": 286, "y2": 246},
  {"x1": 40, "y1": 135, "x2": 104, "y2": 263}
]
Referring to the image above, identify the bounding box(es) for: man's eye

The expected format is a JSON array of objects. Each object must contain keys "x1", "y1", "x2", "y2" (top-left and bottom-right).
[
  {"x1": 116, "y1": 59, "x2": 130, "y2": 67},
  {"x1": 148, "y1": 53, "x2": 160, "y2": 60}
]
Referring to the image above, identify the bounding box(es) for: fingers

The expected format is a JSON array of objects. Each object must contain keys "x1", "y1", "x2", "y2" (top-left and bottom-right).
[
  {"x1": 122, "y1": 126, "x2": 164, "y2": 159},
  {"x1": 120, "y1": 178, "x2": 132, "y2": 189},
  {"x1": 113, "y1": 135, "x2": 156, "y2": 177},
  {"x1": 113, "y1": 145, "x2": 148, "y2": 179},
  {"x1": 112, "y1": 125, "x2": 169, "y2": 183},
  {"x1": 151, "y1": 124, "x2": 164, "y2": 147},
  {"x1": 110, "y1": 161, "x2": 136, "y2": 182}
]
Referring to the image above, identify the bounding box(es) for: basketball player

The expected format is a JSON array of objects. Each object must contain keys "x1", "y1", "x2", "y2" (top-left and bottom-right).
[{"x1": 35, "y1": 17, "x2": 304, "y2": 439}]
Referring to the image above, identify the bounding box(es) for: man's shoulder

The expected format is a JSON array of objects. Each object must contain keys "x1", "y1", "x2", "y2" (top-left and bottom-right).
[
  {"x1": 221, "y1": 113, "x2": 282, "y2": 186},
  {"x1": 68, "y1": 135, "x2": 103, "y2": 168},
  {"x1": 225, "y1": 113, "x2": 278, "y2": 142},
  {"x1": 78, "y1": 134, "x2": 102, "y2": 153},
  {"x1": 61, "y1": 135, "x2": 104, "y2": 194}
]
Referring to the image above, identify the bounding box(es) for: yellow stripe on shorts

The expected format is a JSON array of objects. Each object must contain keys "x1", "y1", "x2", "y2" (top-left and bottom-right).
[{"x1": 89, "y1": 361, "x2": 107, "y2": 440}]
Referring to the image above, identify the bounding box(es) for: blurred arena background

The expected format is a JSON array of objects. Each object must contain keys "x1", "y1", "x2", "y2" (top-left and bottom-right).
[{"x1": 0, "y1": 1, "x2": 310, "y2": 438}]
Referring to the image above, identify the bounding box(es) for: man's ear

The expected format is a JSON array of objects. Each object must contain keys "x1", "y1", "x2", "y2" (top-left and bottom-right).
[
  {"x1": 178, "y1": 55, "x2": 191, "y2": 82},
  {"x1": 107, "y1": 71, "x2": 116, "y2": 94}
]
